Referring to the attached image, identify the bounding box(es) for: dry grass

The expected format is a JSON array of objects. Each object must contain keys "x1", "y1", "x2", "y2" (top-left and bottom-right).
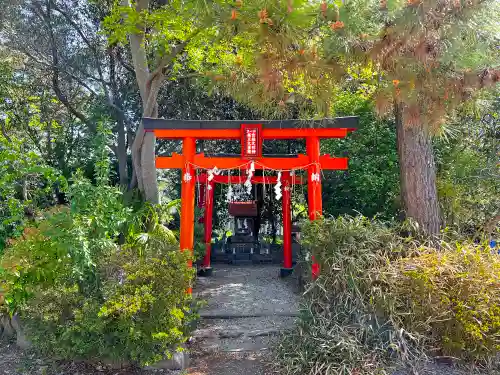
[{"x1": 273, "y1": 216, "x2": 500, "y2": 375}]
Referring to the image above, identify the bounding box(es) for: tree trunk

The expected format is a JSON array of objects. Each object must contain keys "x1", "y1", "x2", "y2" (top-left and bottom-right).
[
  {"x1": 123, "y1": 0, "x2": 194, "y2": 203},
  {"x1": 124, "y1": 0, "x2": 159, "y2": 203},
  {"x1": 395, "y1": 103, "x2": 441, "y2": 235}
]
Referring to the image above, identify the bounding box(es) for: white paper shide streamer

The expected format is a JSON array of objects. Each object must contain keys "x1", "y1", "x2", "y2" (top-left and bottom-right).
[
  {"x1": 244, "y1": 161, "x2": 255, "y2": 195},
  {"x1": 274, "y1": 171, "x2": 282, "y2": 200},
  {"x1": 311, "y1": 172, "x2": 320, "y2": 182},
  {"x1": 226, "y1": 169, "x2": 234, "y2": 202},
  {"x1": 207, "y1": 166, "x2": 220, "y2": 182},
  {"x1": 226, "y1": 185, "x2": 234, "y2": 202}
]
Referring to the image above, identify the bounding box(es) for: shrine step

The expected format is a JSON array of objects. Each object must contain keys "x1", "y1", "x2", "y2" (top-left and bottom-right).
[
  {"x1": 211, "y1": 253, "x2": 284, "y2": 264},
  {"x1": 195, "y1": 335, "x2": 275, "y2": 353},
  {"x1": 193, "y1": 316, "x2": 297, "y2": 353}
]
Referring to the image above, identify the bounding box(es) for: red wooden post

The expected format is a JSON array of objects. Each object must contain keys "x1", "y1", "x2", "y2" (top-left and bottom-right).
[
  {"x1": 202, "y1": 180, "x2": 214, "y2": 274},
  {"x1": 307, "y1": 136, "x2": 322, "y2": 220},
  {"x1": 307, "y1": 136, "x2": 322, "y2": 279},
  {"x1": 180, "y1": 137, "x2": 196, "y2": 278},
  {"x1": 281, "y1": 171, "x2": 293, "y2": 277}
]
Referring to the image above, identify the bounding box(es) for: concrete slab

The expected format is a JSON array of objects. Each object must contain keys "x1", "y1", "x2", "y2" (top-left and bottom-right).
[{"x1": 193, "y1": 316, "x2": 297, "y2": 339}]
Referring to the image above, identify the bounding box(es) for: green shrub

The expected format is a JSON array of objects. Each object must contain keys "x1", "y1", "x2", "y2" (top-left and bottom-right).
[
  {"x1": 276, "y1": 216, "x2": 412, "y2": 375},
  {"x1": 378, "y1": 242, "x2": 500, "y2": 361},
  {"x1": 0, "y1": 176, "x2": 196, "y2": 366},
  {"x1": 275, "y1": 216, "x2": 500, "y2": 375},
  {"x1": 17, "y1": 224, "x2": 194, "y2": 365}
]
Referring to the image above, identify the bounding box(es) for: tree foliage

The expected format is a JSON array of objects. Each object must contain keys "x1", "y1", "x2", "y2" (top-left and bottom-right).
[
  {"x1": 435, "y1": 93, "x2": 500, "y2": 236},
  {"x1": 322, "y1": 91, "x2": 400, "y2": 218},
  {"x1": 0, "y1": 56, "x2": 67, "y2": 251}
]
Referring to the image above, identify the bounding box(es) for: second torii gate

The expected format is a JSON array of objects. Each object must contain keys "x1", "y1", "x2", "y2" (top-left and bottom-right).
[
  {"x1": 144, "y1": 117, "x2": 358, "y2": 279},
  {"x1": 196, "y1": 173, "x2": 304, "y2": 276}
]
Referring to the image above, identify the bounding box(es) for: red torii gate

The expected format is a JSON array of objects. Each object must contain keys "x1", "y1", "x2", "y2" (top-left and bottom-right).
[
  {"x1": 196, "y1": 173, "x2": 305, "y2": 275},
  {"x1": 144, "y1": 117, "x2": 358, "y2": 279}
]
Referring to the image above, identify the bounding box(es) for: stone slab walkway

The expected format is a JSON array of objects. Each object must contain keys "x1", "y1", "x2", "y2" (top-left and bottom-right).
[{"x1": 187, "y1": 265, "x2": 300, "y2": 375}]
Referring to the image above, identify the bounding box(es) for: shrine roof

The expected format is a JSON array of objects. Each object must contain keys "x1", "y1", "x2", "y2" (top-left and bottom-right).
[{"x1": 143, "y1": 116, "x2": 358, "y2": 130}]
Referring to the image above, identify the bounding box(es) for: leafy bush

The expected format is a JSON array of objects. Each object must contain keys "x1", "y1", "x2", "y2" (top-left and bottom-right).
[
  {"x1": 275, "y1": 216, "x2": 500, "y2": 375},
  {"x1": 0, "y1": 178, "x2": 195, "y2": 365},
  {"x1": 16, "y1": 221, "x2": 193, "y2": 364},
  {"x1": 0, "y1": 130, "x2": 196, "y2": 365},
  {"x1": 378, "y1": 242, "x2": 500, "y2": 361}
]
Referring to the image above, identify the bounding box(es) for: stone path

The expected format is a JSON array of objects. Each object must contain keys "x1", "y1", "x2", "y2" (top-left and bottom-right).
[{"x1": 187, "y1": 265, "x2": 300, "y2": 375}]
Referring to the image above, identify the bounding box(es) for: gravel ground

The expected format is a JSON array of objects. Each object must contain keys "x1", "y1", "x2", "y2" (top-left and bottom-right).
[
  {"x1": 189, "y1": 264, "x2": 300, "y2": 375},
  {"x1": 187, "y1": 351, "x2": 271, "y2": 375},
  {"x1": 195, "y1": 265, "x2": 300, "y2": 317}
]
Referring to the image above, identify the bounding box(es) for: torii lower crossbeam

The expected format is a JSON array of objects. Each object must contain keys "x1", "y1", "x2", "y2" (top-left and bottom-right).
[{"x1": 156, "y1": 153, "x2": 348, "y2": 170}]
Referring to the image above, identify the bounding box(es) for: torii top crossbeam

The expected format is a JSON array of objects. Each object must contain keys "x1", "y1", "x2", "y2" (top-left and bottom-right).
[{"x1": 145, "y1": 117, "x2": 357, "y2": 170}]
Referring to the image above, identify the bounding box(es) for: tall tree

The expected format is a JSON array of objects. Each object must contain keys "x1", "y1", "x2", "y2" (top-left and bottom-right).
[
  {"x1": 0, "y1": 0, "x2": 136, "y2": 185},
  {"x1": 217, "y1": 0, "x2": 500, "y2": 234},
  {"x1": 365, "y1": 0, "x2": 500, "y2": 233}
]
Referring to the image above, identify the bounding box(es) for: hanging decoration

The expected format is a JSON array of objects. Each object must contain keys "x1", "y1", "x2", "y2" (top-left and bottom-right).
[
  {"x1": 226, "y1": 185, "x2": 234, "y2": 202},
  {"x1": 207, "y1": 166, "x2": 220, "y2": 182},
  {"x1": 183, "y1": 171, "x2": 193, "y2": 182},
  {"x1": 226, "y1": 170, "x2": 233, "y2": 202},
  {"x1": 244, "y1": 161, "x2": 255, "y2": 195},
  {"x1": 274, "y1": 171, "x2": 282, "y2": 200},
  {"x1": 311, "y1": 172, "x2": 321, "y2": 182}
]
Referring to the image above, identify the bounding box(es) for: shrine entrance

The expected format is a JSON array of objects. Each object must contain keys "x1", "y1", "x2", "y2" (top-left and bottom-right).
[{"x1": 144, "y1": 117, "x2": 357, "y2": 279}]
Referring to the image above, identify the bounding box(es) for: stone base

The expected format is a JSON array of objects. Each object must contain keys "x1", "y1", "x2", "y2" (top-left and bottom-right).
[
  {"x1": 280, "y1": 268, "x2": 294, "y2": 278},
  {"x1": 145, "y1": 351, "x2": 190, "y2": 370},
  {"x1": 197, "y1": 267, "x2": 213, "y2": 277},
  {"x1": 1, "y1": 313, "x2": 31, "y2": 349},
  {"x1": 0, "y1": 314, "x2": 15, "y2": 339}
]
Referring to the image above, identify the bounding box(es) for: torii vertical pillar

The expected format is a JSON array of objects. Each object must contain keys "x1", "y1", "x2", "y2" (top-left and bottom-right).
[
  {"x1": 180, "y1": 137, "x2": 196, "y2": 292},
  {"x1": 307, "y1": 136, "x2": 322, "y2": 280},
  {"x1": 200, "y1": 180, "x2": 214, "y2": 276},
  {"x1": 281, "y1": 171, "x2": 293, "y2": 277}
]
